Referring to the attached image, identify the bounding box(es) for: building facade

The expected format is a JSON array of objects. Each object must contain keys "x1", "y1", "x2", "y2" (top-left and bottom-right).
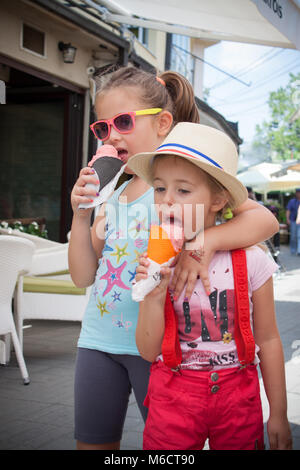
[{"x1": 0, "y1": 0, "x2": 241, "y2": 241}]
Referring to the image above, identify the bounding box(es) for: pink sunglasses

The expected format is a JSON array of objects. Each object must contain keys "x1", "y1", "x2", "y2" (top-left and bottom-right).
[{"x1": 90, "y1": 108, "x2": 162, "y2": 141}]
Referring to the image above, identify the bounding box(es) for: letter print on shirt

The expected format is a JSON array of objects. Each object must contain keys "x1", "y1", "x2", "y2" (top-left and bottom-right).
[
  {"x1": 178, "y1": 289, "x2": 235, "y2": 343},
  {"x1": 112, "y1": 312, "x2": 132, "y2": 331}
]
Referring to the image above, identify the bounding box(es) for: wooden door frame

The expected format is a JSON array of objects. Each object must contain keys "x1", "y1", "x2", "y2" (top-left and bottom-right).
[
  {"x1": 60, "y1": 91, "x2": 84, "y2": 242},
  {"x1": 1, "y1": 54, "x2": 86, "y2": 242}
]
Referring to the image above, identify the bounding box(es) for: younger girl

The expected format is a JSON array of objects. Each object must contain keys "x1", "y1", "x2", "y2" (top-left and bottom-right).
[
  {"x1": 133, "y1": 122, "x2": 292, "y2": 450},
  {"x1": 69, "y1": 66, "x2": 278, "y2": 450}
]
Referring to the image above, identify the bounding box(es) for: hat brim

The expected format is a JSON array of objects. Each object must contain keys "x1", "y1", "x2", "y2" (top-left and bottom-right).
[{"x1": 127, "y1": 150, "x2": 248, "y2": 209}]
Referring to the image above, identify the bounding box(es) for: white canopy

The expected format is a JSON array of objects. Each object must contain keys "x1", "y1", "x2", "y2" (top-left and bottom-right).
[
  {"x1": 238, "y1": 162, "x2": 283, "y2": 187},
  {"x1": 237, "y1": 162, "x2": 300, "y2": 192},
  {"x1": 96, "y1": 0, "x2": 300, "y2": 50},
  {"x1": 266, "y1": 170, "x2": 300, "y2": 191}
]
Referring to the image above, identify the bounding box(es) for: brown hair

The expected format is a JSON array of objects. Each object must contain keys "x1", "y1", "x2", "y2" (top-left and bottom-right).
[{"x1": 96, "y1": 66, "x2": 200, "y2": 126}]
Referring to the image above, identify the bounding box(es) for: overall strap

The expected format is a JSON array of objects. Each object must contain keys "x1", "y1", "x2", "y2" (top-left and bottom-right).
[
  {"x1": 231, "y1": 249, "x2": 256, "y2": 366},
  {"x1": 162, "y1": 290, "x2": 182, "y2": 370},
  {"x1": 162, "y1": 250, "x2": 255, "y2": 369}
]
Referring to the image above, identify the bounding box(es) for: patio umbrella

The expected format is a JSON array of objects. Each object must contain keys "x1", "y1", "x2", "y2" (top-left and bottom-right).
[
  {"x1": 95, "y1": 0, "x2": 300, "y2": 49},
  {"x1": 237, "y1": 162, "x2": 282, "y2": 188},
  {"x1": 238, "y1": 163, "x2": 300, "y2": 196},
  {"x1": 267, "y1": 170, "x2": 300, "y2": 191},
  {"x1": 270, "y1": 160, "x2": 300, "y2": 176},
  {"x1": 289, "y1": 162, "x2": 300, "y2": 171}
]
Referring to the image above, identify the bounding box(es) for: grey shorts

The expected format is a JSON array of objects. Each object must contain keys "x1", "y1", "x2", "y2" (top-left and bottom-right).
[{"x1": 74, "y1": 347, "x2": 151, "y2": 445}]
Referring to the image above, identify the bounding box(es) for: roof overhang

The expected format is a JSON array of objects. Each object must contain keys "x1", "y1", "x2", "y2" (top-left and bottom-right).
[
  {"x1": 94, "y1": 0, "x2": 300, "y2": 50},
  {"x1": 28, "y1": 0, "x2": 129, "y2": 51}
]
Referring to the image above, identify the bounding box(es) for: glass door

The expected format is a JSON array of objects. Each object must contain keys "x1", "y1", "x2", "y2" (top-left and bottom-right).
[{"x1": 0, "y1": 100, "x2": 64, "y2": 241}]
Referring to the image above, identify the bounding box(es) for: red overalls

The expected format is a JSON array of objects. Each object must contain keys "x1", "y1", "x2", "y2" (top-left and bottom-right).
[{"x1": 143, "y1": 250, "x2": 265, "y2": 450}]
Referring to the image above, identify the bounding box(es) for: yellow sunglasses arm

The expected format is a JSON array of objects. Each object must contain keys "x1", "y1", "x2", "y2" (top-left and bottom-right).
[{"x1": 135, "y1": 108, "x2": 162, "y2": 116}]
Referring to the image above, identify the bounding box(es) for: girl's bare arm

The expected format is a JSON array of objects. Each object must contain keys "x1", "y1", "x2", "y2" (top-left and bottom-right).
[
  {"x1": 68, "y1": 209, "x2": 105, "y2": 287},
  {"x1": 135, "y1": 257, "x2": 170, "y2": 362},
  {"x1": 68, "y1": 167, "x2": 105, "y2": 287},
  {"x1": 170, "y1": 198, "x2": 279, "y2": 300}
]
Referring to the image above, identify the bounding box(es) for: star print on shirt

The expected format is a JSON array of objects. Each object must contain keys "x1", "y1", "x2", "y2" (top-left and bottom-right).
[
  {"x1": 102, "y1": 243, "x2": 113, "y2": 253},
  {"x1": 100, "y1": 259, "x2": 130, "y2": 296},
  {"x1": 128, "y1": 268, "x2": 136, "y2": 283},
  {"x1": 111, "y1": 290, "x2": 122, "y2": 302},
  {"x1": 96, "y1": 299, "x2": 110, "y2": 317},
  {"x1": 132, "y1": 249, "x2": 141, "y2": 264},
  {"x1": 111, "y1": 243, "x2": 129, "y2": 264},
  {"x1": 129, "y1": 217, "x2": 148, "y2": 238}
]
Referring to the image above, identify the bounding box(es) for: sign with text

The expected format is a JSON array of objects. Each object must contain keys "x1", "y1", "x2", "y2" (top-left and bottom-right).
[{"x1": 251, "y1": 0, "x2": 300, "y2": 49}]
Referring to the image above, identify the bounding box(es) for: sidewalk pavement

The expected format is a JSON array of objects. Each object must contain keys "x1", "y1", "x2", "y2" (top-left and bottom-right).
[
  {"x1": 260, "y1": 246, "x2": 300, "y2": 450},
  {"x1": 0, "y1": 245, "x2": 299, "y2": 450}
]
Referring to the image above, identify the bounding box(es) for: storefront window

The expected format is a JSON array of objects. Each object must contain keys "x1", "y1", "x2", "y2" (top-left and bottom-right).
[
  {"x1": 170, "y1": 35, "x2": 195, "y2": 84},
  {"x1": 0, "y1": 101, "x2": 64, "y2": 240}
]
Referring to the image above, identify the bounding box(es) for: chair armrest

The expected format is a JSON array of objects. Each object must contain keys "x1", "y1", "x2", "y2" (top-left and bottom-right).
[{"x1": 30, "y1": 246, "x2": 69, "y2": 275}]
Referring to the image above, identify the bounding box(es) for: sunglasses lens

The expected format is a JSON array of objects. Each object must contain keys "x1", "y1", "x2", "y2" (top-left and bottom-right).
[
  {"x1": 114, "y1": 114, "x2": 133, "y2": 132},
  {"x1": 94, "y1": 122, "x2": 109, "y2": 140}
]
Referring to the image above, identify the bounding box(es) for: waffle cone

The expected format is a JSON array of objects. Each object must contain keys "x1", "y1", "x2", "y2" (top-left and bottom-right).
[{"x1": 147, "y1": 225, "x2": 180, "y2": 264}]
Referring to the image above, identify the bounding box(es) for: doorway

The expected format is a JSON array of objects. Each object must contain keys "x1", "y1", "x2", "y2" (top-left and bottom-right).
[{"x1": 0, "y1": 66, "x2": 84, "y2": 242}]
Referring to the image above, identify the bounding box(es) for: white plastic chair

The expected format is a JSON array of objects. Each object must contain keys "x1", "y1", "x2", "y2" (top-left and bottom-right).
[
  {"x1": 1, "y1": 229, "x2": 90, "y2": 350},
  {"x1": 0, "y1": 236, "x2": 35, "y2": 385},
  {"x1": 0, "y1": 227, "x2": 63, "y2": 250},
  {"x1": 14, "y1": 236, "x2": 90, "y2": 351}
]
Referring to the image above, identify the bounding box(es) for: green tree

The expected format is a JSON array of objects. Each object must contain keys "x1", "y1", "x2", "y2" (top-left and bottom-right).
[{"x1": 253, "y1": 72, "x2": 300, "y2": 161}]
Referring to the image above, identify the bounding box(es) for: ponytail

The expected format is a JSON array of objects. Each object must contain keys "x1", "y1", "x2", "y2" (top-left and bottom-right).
[{"x1": 160, "y1": 71, "x2": 200, "y2": 125}]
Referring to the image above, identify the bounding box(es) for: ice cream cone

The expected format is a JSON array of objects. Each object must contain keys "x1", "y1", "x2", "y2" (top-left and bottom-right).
[
  {"x1": 90, "y1": 145, "x2": 124, "y2": 190},
  {"x1": 132, "y1": 223, "x2": 183, "y2": 301},
  {"x1": 88, "y1": 144, "x2": 119, "y2": 167},
  {"x1": 79, "y1": 144, "x2": 126, "y2": 209}
]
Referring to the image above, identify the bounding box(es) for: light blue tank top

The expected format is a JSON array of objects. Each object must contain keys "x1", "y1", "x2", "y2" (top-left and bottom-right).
[{"x1": 78, "y1": 180, "x2": 158, "y2": 355}]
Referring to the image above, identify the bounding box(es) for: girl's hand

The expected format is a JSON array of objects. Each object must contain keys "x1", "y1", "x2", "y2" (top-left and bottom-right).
[
  {"x1": 169, "y1": 245, "x2": 213, "y2": 300},
  {"x1": 135, "y1": 252, "x2": 150, "y2": 282},
  {"x1": 136, "y1": 253, "x2": 171, "y2": 300},
  {"x1": 70, "y1": 167, "x2": 100, "y2": 215},
  {"x1": 267, "y1": 415, "x2": 293, "y2": 450}
]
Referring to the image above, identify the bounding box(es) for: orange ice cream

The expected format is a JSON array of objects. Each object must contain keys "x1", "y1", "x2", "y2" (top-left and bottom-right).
[
  {"x1": 147, "y1": 224, "x2": 183, "y2": 264},
  {"x1": 132, "y1": 223, "x2": 183, "y2": 301}
]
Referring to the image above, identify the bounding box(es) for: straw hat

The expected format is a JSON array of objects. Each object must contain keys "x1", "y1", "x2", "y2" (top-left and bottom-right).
[{"x1": 127, "y1": 122, "x2": 248, "y2": 209}]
